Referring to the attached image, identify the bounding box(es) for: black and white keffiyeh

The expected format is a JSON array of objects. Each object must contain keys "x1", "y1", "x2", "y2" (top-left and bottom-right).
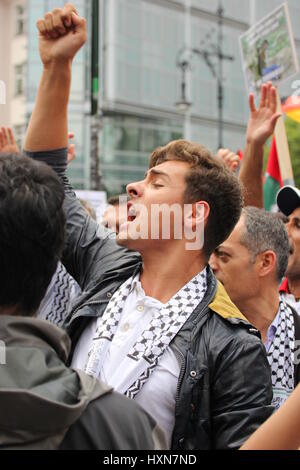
[
  {"x1": 38, "y1": 262, "x2": 80, "y2": 327},
  {"x1": 84, "y1": 269, "x2": 207, "y2": 398},
  {"x1": 268, "y1": 295, "x2": 295, "y2": 409}
]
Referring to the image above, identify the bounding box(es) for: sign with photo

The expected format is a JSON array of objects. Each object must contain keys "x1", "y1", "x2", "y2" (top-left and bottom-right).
[{"x1": 240, "y1": 3, "x2": 299, "y2": 96}]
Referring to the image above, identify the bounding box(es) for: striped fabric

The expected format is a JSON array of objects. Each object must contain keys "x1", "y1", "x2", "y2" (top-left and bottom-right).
[{"x1": 38, "y1": 262, "x2": 81, "y2": 327}]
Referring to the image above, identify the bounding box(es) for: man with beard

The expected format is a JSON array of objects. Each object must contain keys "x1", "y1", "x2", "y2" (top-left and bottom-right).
[{"x1": 277, "y1": 186, "x2": 300, "y2": 315}]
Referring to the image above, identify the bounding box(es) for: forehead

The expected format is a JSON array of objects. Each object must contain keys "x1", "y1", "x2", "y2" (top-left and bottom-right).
[
  {"x1": 220, "y1": 217, "x2": 246, "y2": 250},
  {"x1": 152, "y1": 160, "x2": 191, "y2": 179}
]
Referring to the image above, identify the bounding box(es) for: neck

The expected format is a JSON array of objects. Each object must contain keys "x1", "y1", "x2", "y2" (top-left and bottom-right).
[
  {"x1": 237, "y1": 286, "x2": 279, "y2": 344},
  {"x1": 287, "y1": 276, "x2": 300, "y2": 299},
  {"x1": 140, "y1": 242, "x2": 207, "y2": 303}
]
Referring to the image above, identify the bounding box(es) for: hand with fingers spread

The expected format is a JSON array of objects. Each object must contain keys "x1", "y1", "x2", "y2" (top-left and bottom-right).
[
  {"x1": 37, "y1": 3, "x2": 87, "y2": 66},
  {"x1": 67, "y1": 132, "x2": 76, "y2": 165},
  {"x1": 239, "y1": 82, "x2": 281, "y2": 208},
  {"x1": 246, "y1": 82, "x2": 282, "y2": 147},
  {"x1": 217, "y1": 148, "x2": 240, "y2": 173},
  {"x1": 0, "y1": 127, "x2": 20, "y2": 154}
]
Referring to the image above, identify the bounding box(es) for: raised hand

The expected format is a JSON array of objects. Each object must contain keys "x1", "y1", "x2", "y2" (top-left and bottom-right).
[
  {"x1": 216, "y1": 148, "x2": 240, "y2": 173},
  {"x1": 0, "y1": 127, "x2": 20, "y2": 153},
  {"x1": 36, "y1": 3, "x2": 87, "y2": 66},
  {"x1": 246, "y1": 82, "x2": 282, "y2": 147}
]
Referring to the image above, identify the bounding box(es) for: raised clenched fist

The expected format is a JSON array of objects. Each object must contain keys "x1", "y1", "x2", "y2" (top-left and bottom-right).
[
  {"x1": 36, "y1": 3, "x2": 87, "y2": 66},
  {"x1": 216, "y1": 148, "x2": 240, "y2": 173}
]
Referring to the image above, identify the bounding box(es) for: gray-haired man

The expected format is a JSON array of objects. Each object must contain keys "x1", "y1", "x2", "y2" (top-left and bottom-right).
[{"x1": 210, "y1": 207, "x2": 300, "y2": 409}]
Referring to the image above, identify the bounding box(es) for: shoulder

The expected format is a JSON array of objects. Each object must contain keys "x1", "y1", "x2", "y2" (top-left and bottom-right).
[
  {"x1": 206, "y1": 305, "x2": 262, "y2": 350},
  {"x1": 205, "y1": 279, "x2": 262, "y2": 349}
]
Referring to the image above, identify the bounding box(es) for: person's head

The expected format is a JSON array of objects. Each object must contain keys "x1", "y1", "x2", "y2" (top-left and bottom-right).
[
  {"x1": 210, "y1": 207, "x2": 289, "y2": 306},
  {"x1": 0, "y1": 153, "x2": 65, "y2": 316},
  {"x1": 277, "y1": 186, "x2": 300, "y2": 282},
  {"x1": 118, "y1": 140, "x2": 243, "y2": 260},
  {"x1": 79, "y1": 199, "x2": 97, "y2": 221},
  {"x1": 102, "y1": 194, "x2": 129, "y2": 234}
]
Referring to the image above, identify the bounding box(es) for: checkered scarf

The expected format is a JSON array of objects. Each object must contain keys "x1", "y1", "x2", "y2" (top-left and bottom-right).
[
  {"x1": 268, "y1": 295, "x2": 295, "y2": 408},
  {"x1": 84, "y1": 269, "x2": 207, "y2": 399},
  {"x1": 38, "y1": 262, "x2": 80, "y2": 327}
]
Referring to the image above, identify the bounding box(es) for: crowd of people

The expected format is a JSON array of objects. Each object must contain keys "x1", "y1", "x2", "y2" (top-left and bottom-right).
[{"x1": 1, "y1": 3, "x2": 300, "y2": 451}]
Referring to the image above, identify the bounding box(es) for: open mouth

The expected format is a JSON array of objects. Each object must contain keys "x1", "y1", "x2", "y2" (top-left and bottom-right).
[
  {"x1": 127, "y1": 202, "x2": 137, "y2": 223},
  {"x1": 289, "y1": 245, "x2": 295, "y2": 256}
]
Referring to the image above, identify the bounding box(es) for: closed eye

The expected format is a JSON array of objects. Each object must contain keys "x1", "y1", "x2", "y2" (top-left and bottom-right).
[{"x1": 215, "y1": 250, "x2": 230, "y2": 262}]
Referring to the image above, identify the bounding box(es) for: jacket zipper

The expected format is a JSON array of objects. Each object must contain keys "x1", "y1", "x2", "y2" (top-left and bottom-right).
[
  {"x1": 172, "y1": 282, "x2": 218, "y2": 421},
  {"x1": 174, "y1": 345, "x2": 185, "y2": 404}
]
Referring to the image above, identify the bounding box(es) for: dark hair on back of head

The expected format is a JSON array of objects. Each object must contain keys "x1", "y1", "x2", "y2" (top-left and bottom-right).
[
  {"x1": 150, "y1": 140, "x2": 243, "y2": 259},
  {"x1": 0, "y1": 153, "x2": 65, "y2": 316}
]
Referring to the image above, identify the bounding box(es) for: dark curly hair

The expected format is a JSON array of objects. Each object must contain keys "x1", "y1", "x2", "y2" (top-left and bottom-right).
[
  {"x1": 0, "y1": 153, "x2": 65, "y2": 315},
  {"x1": 150, "y1": 140, "x2": 243, "y2": 258}
]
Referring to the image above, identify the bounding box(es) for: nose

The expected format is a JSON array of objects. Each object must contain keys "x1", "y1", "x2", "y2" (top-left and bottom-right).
[
  {"x1": 209, "y1": 253, "x2": 219, "y2": 273},
  {"x1": 127, "y1": 180, "x2": 144, "y2": 199}
]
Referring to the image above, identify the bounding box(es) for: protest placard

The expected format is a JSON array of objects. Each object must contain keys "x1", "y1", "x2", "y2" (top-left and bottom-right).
[
  {"x1": 240, "y1": 3, "x2": 296, "y2": 187},
  {"x1": 240, "y1": 3, "x2": 298, "y2": 96}
]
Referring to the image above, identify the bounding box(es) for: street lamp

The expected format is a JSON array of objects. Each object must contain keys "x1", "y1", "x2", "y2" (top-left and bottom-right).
[
  {"x1": 176, "y1": 1, "x2": 234, "y2": 149},
  {"x1": 175, "y1": 58, "x2": 192, "y2": 112}
]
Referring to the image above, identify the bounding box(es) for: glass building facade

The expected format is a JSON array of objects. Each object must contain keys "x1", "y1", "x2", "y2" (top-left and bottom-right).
[{"x1": 24, "y1": 0, "x2": 300, "y2": 194}]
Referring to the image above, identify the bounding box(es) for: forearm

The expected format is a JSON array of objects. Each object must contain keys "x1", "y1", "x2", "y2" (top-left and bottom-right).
[
  {"x1": 24, "y1": 61, "x2": 71, "y2": 151},
  {"x1": 241, "y1": 383, "x2": 300, "y2": 450},
  {"x1": 239, "y1": 140, "x2": 264, "y2": 208}
]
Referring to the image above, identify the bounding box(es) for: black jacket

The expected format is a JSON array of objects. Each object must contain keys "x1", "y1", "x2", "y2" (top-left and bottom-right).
[{"x1": 28, "y1": 148, "x2": 274, "y2": 450}]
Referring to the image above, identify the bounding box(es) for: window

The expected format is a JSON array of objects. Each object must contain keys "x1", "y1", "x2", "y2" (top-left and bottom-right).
[
  {"x1": 15, "y1": 64, "x2": 26, "y2": 96},
  {"x1": 16, "y1": 5, "x2": 26, "y2": 36}
]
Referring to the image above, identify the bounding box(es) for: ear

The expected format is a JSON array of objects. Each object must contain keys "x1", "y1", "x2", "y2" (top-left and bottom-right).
[
  {"x1": 184, "y1": 201, "x2": 210, "y2": 229},
  {"x1": 193, "y1": 201, "x2": 210, "y2": 229},
  {"x1": 257, "y1": 250, "x2": 277, "y2": 279}
]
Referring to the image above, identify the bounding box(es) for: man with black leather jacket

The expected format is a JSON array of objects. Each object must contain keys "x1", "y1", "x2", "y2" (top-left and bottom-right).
[{"x1": 24, "y1": 3, "x2": 274, "y2": 450}]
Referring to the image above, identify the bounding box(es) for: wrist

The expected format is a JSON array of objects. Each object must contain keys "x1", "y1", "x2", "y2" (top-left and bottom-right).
[
  {"x1": 43, "y1": 58, "x2": 73, "y2": 72},
  {"x1": 246, "y1": 135, "x2": 265, "y2": 149}
]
